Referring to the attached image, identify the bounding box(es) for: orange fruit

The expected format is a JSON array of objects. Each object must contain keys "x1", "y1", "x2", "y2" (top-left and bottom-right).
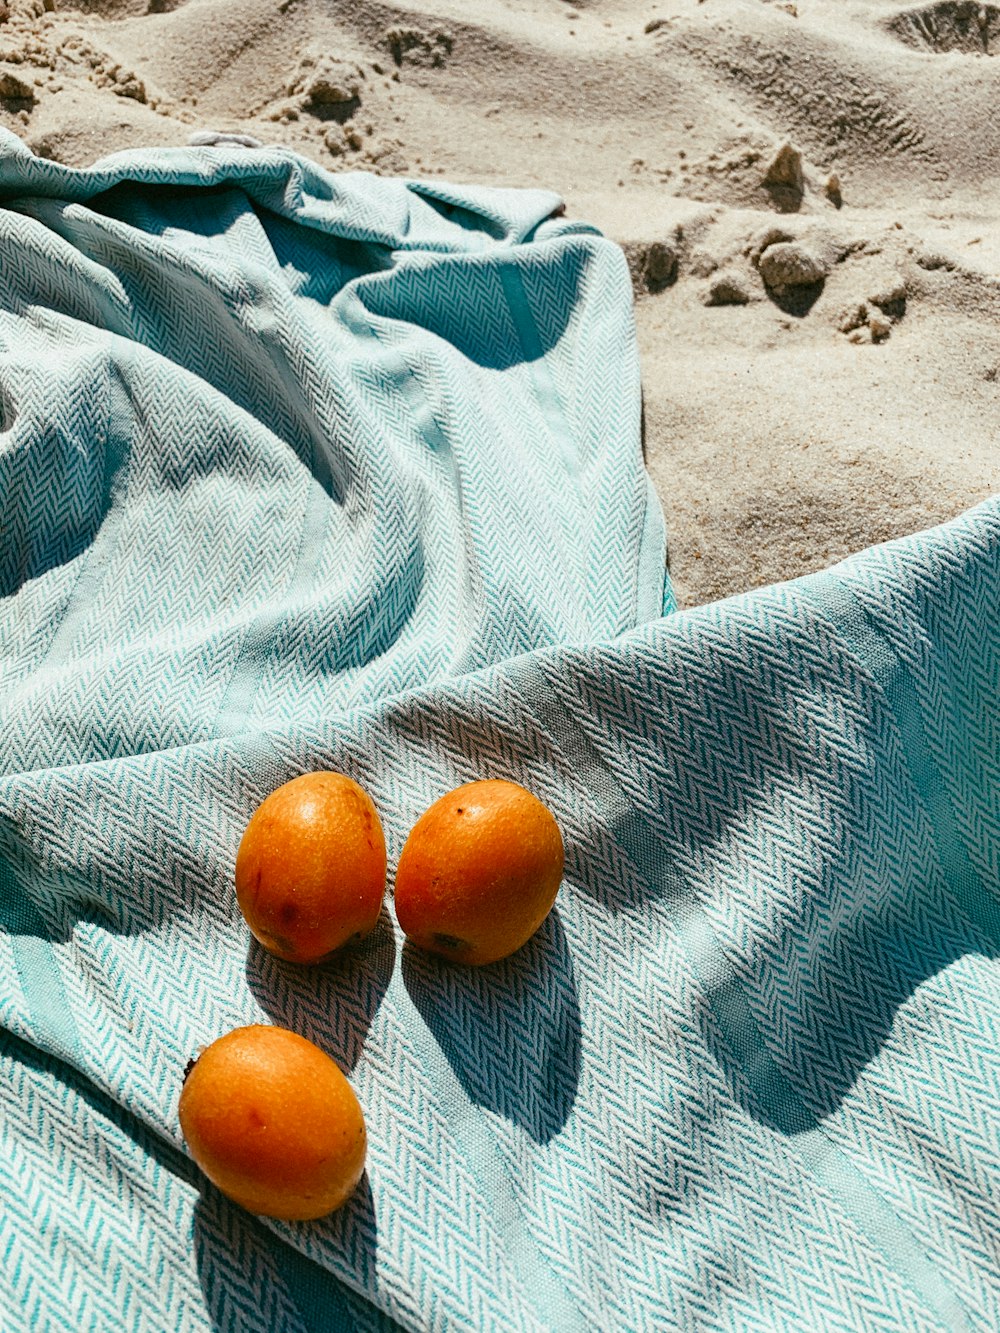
[
  {"x1": 235, "y1": 771, "x2": 386, "y2": 965},
  {"x1": 394, "y1": 779, "x2": 563, "y2": 966},
  {"x1": 178, "y1": 1025, "x2": 367, "y2": 1220}
]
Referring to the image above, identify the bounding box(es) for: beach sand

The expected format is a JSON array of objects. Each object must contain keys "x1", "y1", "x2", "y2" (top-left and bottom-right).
[{"x1": 1, "y1": 0, "x2": 996, "y2": 606}]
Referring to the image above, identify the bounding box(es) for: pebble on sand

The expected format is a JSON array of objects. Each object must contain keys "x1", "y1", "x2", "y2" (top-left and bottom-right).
[
  {"x1": 757, "y1": 241, "x2": 828, "y2": 293},
  {"x1": 704, "y1": 272, "x2": 752, "y2": 306},
  {"x1": 0, "y1": 67, "x2": 34, "y2": 99}
]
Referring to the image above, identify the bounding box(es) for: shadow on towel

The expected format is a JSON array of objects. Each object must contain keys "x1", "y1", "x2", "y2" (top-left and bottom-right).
[
  {"x1": 525, "y1": 620, "x2": 1000, "y2": 1135},
  {"x1": 193, "y1": 1170, "x2": 380, "y2": 1331},
  {"x1": 401, "y1": 906, "x2": 581, "y2": 1144},
  {"x1": 246, "y1": 902, "x2": 396, "y2": 1074}
]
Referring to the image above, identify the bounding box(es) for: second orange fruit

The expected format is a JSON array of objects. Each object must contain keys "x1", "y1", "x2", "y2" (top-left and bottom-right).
[{"x1": 394, "y1": 779, "x2": 564, "y2": 965}]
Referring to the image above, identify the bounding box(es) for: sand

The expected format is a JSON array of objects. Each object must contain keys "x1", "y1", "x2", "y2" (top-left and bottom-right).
[{"x1": 1, "y1": 0, "x2": 997, "y2": 607}]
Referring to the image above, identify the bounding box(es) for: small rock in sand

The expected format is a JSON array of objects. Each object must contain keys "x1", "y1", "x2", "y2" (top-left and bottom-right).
[
  {"x1": 291, "y1": 56, "x2": 362, "y2": 110},
  {"x1": 0, "y1": 67, "x2": 34, "y2": 100},
  {"x1": 113, "y1": 73, "x2": 146, "y2": 103},
  {"x1": 869, "y1": 314, "x2": 892, "y2": 342},
  {"x1": 309, "y1": 71, "x2": 359, "y2": 108},
  {"x1": 643, "y1": 241, "x2": 678, "y2": 291},
  {"x1": 762, "y1": 142, "x2": 804, "y2": 212},
  {"x1": 704, "y1": 272, "x2": 751, "y2": 306},
  {"x1": 747, "y1": 226, "x2": 794, "y2": 264},
  {"x1": 757, "y1": 241, "x2": 827, "y2": 292},
  {"x1": 763, "y1": 142, "x2": 803, "y2": 190},
  {"x1": 868, "y1": 273, "x2": 907, "y2": 319}
]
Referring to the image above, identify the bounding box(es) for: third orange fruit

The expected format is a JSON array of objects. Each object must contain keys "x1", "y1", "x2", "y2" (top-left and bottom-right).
[
  {"x1": 393, "y1": 778, "x2": 563, "y2": 966},
  {"x1": 178, "y1": 1024, "x2": 366, "y2": 1220}
]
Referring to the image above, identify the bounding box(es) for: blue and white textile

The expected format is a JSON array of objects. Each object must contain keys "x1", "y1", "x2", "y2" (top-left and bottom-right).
[{"x1": 1, "y1": 130, "x2": 999, "y2": 1331}]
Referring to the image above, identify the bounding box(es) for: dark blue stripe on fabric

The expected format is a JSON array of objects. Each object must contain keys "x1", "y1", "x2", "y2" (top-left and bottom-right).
[{"x1": 518, "y1": 650, "x2": 970, "y2": 1333}]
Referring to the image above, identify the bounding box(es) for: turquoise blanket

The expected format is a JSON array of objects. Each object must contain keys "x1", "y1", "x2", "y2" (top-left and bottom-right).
[{"x1": 1, "y1": 130, "x2": 999, "y2": 1331}]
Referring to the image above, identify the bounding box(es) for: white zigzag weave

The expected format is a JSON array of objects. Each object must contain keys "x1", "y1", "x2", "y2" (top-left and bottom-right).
[{"x1": 1, "y1": 126, "x2": 998, "y2": 1331}]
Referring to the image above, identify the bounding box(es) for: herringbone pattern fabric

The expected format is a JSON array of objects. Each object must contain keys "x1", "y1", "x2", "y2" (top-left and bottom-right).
[{"x1": 1, "y1": 129, "x2": 998, "y2": 1331}]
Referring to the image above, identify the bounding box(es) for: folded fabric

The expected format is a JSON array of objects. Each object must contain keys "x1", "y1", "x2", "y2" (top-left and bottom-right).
[{"x1": 1, "y1": 131, "x2": 999, "y2": 1331}]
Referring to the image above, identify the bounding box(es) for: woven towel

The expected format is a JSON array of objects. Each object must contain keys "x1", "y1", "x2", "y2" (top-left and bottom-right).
[{"x1": 2, "y1": 130, "x2": 999, "y2": 1331}]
